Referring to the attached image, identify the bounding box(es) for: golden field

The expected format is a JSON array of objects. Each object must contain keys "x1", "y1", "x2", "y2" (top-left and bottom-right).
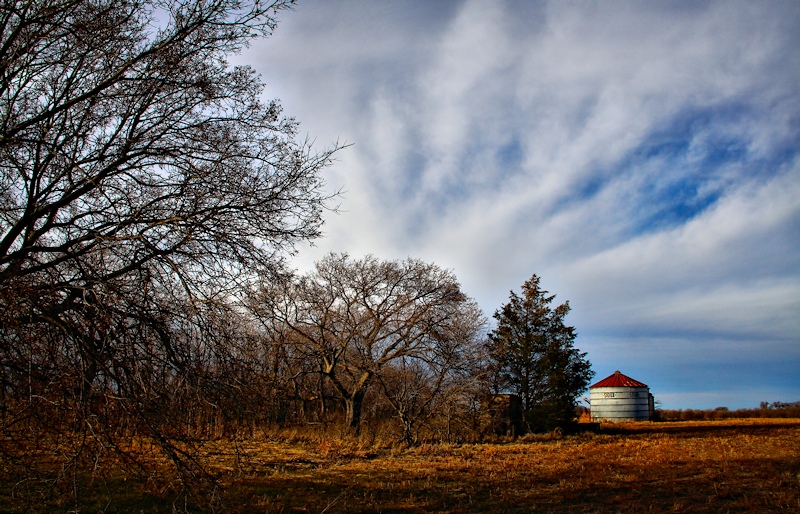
[{"x1": 2, "y1": 418, "x2": 799, "y2": 512}]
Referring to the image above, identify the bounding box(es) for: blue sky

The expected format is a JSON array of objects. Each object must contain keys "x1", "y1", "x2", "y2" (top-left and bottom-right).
[{"x1": 239, "y1": 0, "x2": 799, "y2": 409}]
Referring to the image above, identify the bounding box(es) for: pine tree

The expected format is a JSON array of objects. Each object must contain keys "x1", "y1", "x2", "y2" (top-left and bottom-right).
[{"x1": 488, "y1": 274, "x2": 594, "y2": 432}]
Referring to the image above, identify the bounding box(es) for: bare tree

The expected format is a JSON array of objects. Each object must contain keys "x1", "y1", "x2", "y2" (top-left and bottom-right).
[
  {"x1": 0, "y1": 0, "x2": 338, "y2": 298},
  {"x1": 375, "y1": 300, "x2": 485, "y2": 443},
  {"x1": 487, "y1": 274, "x2": 594, "y2": 432},
  {"x1": 254, "y1": 253, "x2": 483, "y2": 435},
  {"x1": 0, "y1": 0, "x2": 340, "y2": 496}
]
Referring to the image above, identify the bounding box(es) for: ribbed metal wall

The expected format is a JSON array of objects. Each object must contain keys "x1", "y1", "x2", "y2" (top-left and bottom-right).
[{"x1": 590, "y1": 386, "x2": 651, "y2": 421}]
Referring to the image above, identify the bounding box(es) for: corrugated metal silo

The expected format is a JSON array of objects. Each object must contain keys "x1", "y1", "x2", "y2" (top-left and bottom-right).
[{"x1": 589, "y1": 371, "x2": 653, "y2": 422}]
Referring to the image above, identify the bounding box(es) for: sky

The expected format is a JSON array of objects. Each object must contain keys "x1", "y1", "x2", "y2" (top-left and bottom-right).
[{"x1": 238, "y1": 0, "x2": 799, "y2": 410}]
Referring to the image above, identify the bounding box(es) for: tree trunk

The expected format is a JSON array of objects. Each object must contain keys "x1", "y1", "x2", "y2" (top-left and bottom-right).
[
  {"x1": 399, "y1": 411, "x2": 415, "y2": 445},
  {"x1": 345, "y1": 388, "x2": 367, "y2": 435},
  {"x1": 326, "y1": 370, "x2": 372, "y2": 434}
]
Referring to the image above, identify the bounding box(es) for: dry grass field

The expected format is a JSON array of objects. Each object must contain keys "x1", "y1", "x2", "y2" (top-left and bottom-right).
[{"x1": 2, "y1": 418, "x2": 798, "y2": 512}]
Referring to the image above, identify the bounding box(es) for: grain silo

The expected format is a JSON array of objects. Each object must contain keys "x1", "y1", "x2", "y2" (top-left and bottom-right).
[{"x1": 589, "y1": 371, "x2": 654, "y2": 422}]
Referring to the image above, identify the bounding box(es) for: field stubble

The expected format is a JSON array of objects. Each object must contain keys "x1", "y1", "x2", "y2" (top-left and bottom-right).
[{"x1": 1, "y1": 418, "x2": 798, "y2": 512}]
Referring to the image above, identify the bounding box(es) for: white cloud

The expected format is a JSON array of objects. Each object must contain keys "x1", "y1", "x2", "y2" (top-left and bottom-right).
[{"x1": 244, "y1": 0, "x2": 800, "y2": 408}]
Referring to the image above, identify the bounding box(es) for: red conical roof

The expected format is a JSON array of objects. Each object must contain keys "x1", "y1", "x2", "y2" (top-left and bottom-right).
[{"x1": 590, "y1": 370, "x2": 648, "y2": 388}]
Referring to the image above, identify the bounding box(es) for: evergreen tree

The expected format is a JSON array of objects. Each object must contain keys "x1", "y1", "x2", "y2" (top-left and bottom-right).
[{"x1": 488, "y1": 274, "x2": 593, "y2": 432}]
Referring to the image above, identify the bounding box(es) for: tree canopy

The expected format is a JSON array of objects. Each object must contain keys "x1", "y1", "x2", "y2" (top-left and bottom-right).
[
  {"x1": 253, "y1": 252, "x2": 485, "y2": 436},
  {"x1": 0, "y1": 0, "x2": 337, "y2": 301}
]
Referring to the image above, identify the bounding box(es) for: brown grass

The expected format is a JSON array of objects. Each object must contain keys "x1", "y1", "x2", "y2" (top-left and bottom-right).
[{"x1": 2, "y1": 418, "x2": 799, "y2": 512}]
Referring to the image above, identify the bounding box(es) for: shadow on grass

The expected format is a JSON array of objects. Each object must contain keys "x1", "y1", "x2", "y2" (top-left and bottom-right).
[{"x1": 600, "y1": 419, "x2": 800, "y2": 437}]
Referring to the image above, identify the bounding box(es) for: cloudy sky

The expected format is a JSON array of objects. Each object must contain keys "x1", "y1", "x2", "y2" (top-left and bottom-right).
[{"x1": 239, "y1": 0, "x2": 799, "y2": 409}]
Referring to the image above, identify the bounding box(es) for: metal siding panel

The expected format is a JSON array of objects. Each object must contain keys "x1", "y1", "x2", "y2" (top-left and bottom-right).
[{"x1": 590, "y1": 386, "x2": 651, "y2": 421}]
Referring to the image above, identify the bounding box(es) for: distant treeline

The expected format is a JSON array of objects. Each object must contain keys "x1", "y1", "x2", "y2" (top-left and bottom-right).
[{"x1": 656, "y1": 402, "x2": 800, "y2": 421}]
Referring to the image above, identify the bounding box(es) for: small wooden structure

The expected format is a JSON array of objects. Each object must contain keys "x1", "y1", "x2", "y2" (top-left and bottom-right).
[{"x1": 480, "y1": 394, "x2": 523, "y2": 436}]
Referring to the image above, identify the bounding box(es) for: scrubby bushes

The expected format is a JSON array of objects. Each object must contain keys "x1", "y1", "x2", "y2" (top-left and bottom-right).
[{"x1": 657, "y1": 403, "x2": 800, "y2": 421}]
